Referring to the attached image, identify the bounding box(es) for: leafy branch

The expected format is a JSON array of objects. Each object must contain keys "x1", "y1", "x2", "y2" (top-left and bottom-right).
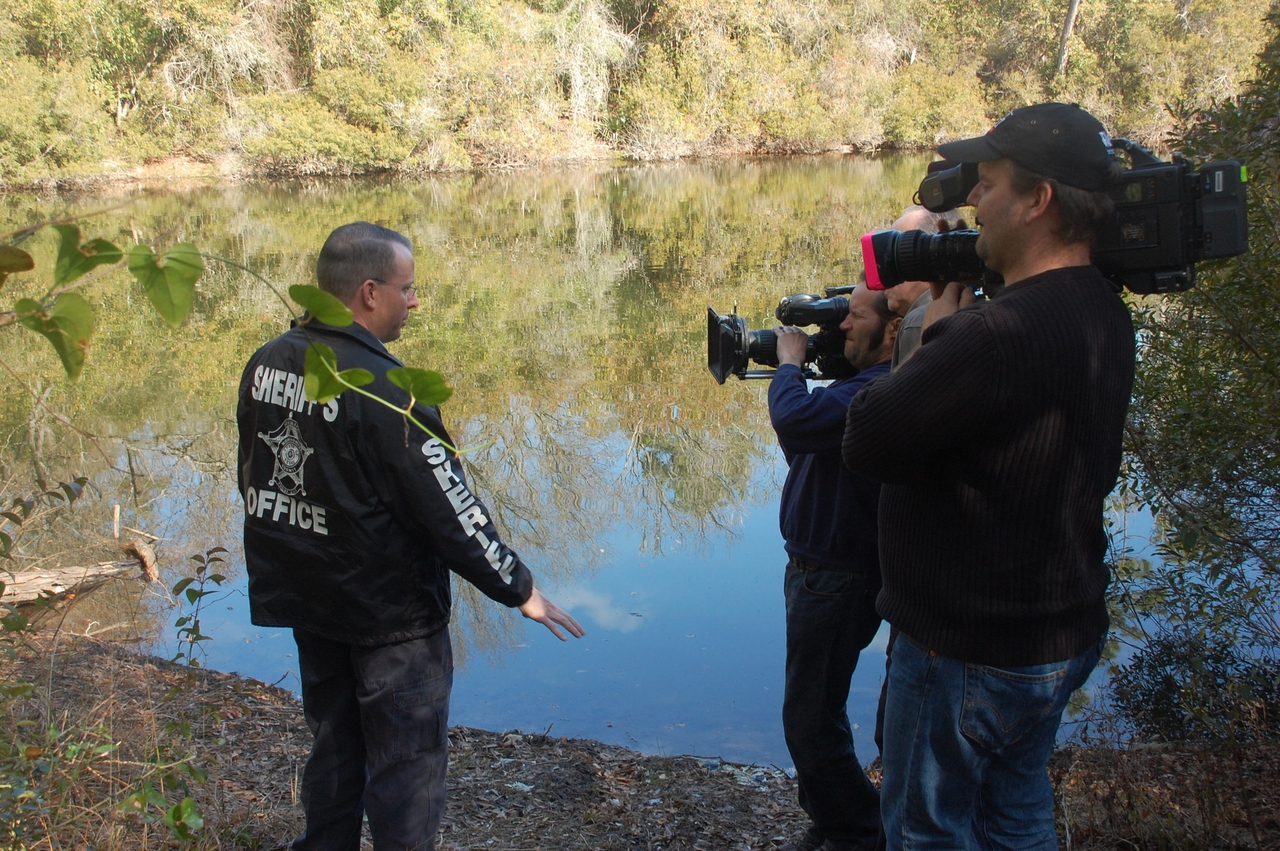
[
  {"x1": 293, "y1": 290, "x2": 455, "y2": 454},
  {"x1": 2, "y1": 219, "x2": 462, "y2": 454},
  {"x1": 0, "y1": 223, "x2": 201, "y2": 378}
]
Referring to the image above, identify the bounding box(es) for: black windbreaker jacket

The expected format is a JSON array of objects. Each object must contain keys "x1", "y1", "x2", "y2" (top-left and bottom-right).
[{"x1": 237, "y1": 319, "x2": 534, "y2": 645}]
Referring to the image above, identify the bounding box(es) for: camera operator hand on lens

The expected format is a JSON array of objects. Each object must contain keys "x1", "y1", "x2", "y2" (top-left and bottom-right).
[
  {"x1": 921, "y1": 202, "x2": 975, "y2": 331},
  {"x1": 774, "y1": 325, "x2": 809, "y2": 367},
  {"x1": 922, "y1": 280, "x2": 977, "y2": 333}
]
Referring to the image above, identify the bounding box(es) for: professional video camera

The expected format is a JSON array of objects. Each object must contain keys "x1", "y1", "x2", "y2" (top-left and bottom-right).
[
  {"x1": 707, "y1": 289, "x2": 857, "y2": 384},
  {"x1": 864, "y1": 139, "x2": 1249, "y2": 295}
]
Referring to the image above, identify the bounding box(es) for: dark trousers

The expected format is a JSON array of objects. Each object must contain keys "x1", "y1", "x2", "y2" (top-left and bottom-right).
[
  {"x1": 292, "y1": 627, "x2": 454, "y2": 851},
  {"x1": 783, "y1": 562, "x2": 883, "y2": 847}
]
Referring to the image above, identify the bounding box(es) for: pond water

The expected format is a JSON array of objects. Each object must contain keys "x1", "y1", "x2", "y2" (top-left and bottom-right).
[{"x1": 1, "y1": 154, "x2": 1119, "y2": 768}]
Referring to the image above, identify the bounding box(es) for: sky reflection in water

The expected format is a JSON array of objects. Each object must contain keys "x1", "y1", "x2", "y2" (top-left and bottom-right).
[{"x1": 178, "y1": 482, "x2": 891, "y2": 768}]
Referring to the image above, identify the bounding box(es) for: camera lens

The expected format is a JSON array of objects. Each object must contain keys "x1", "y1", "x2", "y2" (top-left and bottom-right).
[
  {"x1": 747, "y1": 328, "x2": 778, "y2": 365},
  {"x1": 861, "y1": 229, "x2": 985, "y2": 289}
]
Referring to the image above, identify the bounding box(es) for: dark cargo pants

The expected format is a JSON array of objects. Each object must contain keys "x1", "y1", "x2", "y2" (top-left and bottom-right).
[{"x1": 291, "y1": 627, "x2": 453, "y2": 851}]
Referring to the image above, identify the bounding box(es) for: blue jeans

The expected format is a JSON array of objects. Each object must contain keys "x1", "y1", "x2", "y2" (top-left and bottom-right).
[
  {"x1": 292, "y1": 627, "x2": 454, "y2": 851},
  {"x1": 880, "y1": 633, "x2": 1101, "y2": 851},
  {"x1": 783, "y1": 563, "x2": 883, "y2": 847}
]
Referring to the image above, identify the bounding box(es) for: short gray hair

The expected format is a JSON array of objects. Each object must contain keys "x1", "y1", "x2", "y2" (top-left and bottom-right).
[{"x1": 316, "y1": 222, "x2": 412, "y2": 302}]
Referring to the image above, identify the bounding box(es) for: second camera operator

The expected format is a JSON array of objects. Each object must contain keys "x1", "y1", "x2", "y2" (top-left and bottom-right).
[{"x1": 769, "y1": 284, "x2": 900, "y2": 851}]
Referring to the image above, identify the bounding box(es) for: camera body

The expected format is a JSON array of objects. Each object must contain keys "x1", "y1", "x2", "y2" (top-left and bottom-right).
[
  {"x1": 895, "y1": 139, "x2": 1249, "y2": 294},
  {"x1": 1094, "y1": 147, "x2": 1248, "y2": 293},
  {"x1": 707, "y1": 290, "x2": 856, "y2": 384}
]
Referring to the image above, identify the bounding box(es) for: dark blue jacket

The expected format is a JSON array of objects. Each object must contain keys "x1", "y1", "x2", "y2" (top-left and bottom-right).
[{"x1": 769, "y1": 361, "x2": 889, "y2": 573}]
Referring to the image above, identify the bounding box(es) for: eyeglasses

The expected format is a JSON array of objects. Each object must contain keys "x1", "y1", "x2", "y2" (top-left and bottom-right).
[{"x1": 371, "y1": 278, "x2": 417, "y2": 298}]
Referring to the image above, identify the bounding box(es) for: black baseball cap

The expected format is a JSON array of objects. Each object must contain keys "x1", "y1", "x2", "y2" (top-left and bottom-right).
[{"x1": 936, "y1": 102, "x2": 1115, "y2": 191}]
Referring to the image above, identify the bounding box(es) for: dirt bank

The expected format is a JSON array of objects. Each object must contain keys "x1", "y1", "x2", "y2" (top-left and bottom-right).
[
  {"x1": 8, "y1": 633, "x2": 1279, "y2": 850},
  {"x1": 12, "y1": 634, "x2": 810, "y2": 850}
]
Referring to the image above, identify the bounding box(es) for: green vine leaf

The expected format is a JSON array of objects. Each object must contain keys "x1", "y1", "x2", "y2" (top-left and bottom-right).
[
  {"x1": 126, "y1": 243, "x2": 203, "y2": 328},
  {"x1": 0, "y1": 246, "x2": 34, "y2": 290},
  {"x1": 52, "y1": 225, "x2": 122, "y2": 286},
  {"x1": 387, "y1": 367, "x2": 453, "y2": 407},
  {"x1": 304, "y1": 342, "x2": 373, "y2": 405},
  {"x1": 289, "y1": 285, "x2": 353, "y2": 326},
  {"x1": 16, "y1": 293, "x2": 95, "y2": 379},
  {"x1": 165, "y1": 796, "x2": 204, "y2": 840}
]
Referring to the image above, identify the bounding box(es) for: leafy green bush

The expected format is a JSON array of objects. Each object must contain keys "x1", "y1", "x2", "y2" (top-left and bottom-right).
[
  {"x1": 308, "y1": 0, "x2": 390, "y2": 70},
  {"x1": 1116, "y1": 7, "x2": 1280, "y2": 747},
  {"x1": 811, "y1": 29, "x2": 897, "y2": 150},
  {"x1": 615, "y1": 48, "x2": 708, "y2": 159},
  {"x1": 881, "y1": 60, "x2": 989, "y2": 147},
  {"x1": 435, "y1": 24, "x2": 569, "y2": 166},
  {"x1": 241, "y1": 92, "x2": 415, "y2": 174},
  {"x1": 117, "y1": 84, "x2": 232, "y2": 163},
  {"x1": 311, "y1": 48, "x2": 437, "y2": 136},
  {"x1": 1112, "y1": 634, "x2": 1280, "y2": 743},
  {"x1": 0, "y1": 57, "x2": 109, "y2": 182}
]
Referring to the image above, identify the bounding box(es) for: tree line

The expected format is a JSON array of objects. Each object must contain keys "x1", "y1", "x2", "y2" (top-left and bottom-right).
[{"x1": 0, "y1": 0, "x2": 1270, "y2": 184}]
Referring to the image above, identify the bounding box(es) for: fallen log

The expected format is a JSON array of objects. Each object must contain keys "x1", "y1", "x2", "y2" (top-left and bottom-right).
[
  {"x1": 1, "y1": 560, "x2": 154, "y2": 605},
  {"x1": 2, "y1": 537, "x2": 160, "y2": 605}
]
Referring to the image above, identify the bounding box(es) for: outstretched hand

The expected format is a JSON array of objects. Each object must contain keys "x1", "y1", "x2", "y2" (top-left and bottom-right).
[{"x1": 519, "y1": 587, "x2": 586, "y2": 641}]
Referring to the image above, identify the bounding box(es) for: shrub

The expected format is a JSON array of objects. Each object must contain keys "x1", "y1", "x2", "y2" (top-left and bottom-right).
[
  {"x1": 1116, "y1": 7, "x2": 1280, "y2": 751},
  {"x1": 1112, "y1": 633, "x2": 1280, "y2": 743},
  {"x1": 436, "y1": 22, "x2": 570, "y2": 165},
  {"x1": 240, "y1": 92, "x2": 414, "y2": 174},
  {"x1": 312, "y1": 50, "x2": 429, "y2": 134},
  {"x1": 0, "y1": 57, "x2": 109, "y2": 183},
  {"x1": 308, "y1": 0, "x2": 390, "y2": 70},
  {"x1": 616, "y1": 47, "x2": 707, "y2": 160},
  {"x1": 882, "y1": 60, "x2": 990, "y2": 147},
  {"x1": 813, "y1": 28, "x2": 899, "y2": 150}
]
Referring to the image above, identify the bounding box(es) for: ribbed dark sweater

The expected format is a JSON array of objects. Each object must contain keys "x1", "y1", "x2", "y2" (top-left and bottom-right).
[{"x1": 843, "y1": 265, "x2": 1135, "y2": 667}]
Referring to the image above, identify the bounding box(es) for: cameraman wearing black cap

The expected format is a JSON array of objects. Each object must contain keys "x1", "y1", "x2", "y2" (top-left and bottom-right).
[{"x1": 842, "y1": 103, "x2": 1135, "y2": 850}]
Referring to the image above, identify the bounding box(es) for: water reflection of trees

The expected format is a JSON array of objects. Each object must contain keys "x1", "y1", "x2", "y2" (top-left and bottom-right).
[{"x1": 0, "y1": 156, "x2": 930, "y2": 659}]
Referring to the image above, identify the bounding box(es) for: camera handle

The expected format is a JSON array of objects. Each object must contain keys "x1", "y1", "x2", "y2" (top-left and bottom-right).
[
  {"x1": 736, "y1": 367, "x2": 824, "y2": 381},
  {"x1": 1111, "y1": 138, "x2": 1163, "y2": 168}
]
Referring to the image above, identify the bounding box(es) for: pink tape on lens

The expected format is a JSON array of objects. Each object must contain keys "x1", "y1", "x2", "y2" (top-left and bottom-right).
[{"x1": 861, "y1": 232, "x2": 884, "y2": 291}]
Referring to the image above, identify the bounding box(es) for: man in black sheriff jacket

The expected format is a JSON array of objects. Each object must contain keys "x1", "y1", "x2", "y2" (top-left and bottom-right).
[{"x1": 238, "y1": 222, "x2": 584, "y2": 851}]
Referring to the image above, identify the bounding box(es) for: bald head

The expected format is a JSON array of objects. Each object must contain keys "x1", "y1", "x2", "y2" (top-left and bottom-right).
[
  {"x1": 892, "y1": 204, "x2": 967, "y2": 236},
  {"x1": 884, "y1": 206, "x2": 961, "y2": 316},
  {"x1": 892, "y1": 206, "x2": 936, "y2": 234}
]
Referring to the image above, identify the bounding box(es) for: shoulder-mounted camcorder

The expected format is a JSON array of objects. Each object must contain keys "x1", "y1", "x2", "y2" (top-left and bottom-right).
[
  {"x1": 707, "y1": 289, "x2": 858, "y2": 384},
  {"x1": 862, "y1": 139, "x2": 1249, "y2": 295}
]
